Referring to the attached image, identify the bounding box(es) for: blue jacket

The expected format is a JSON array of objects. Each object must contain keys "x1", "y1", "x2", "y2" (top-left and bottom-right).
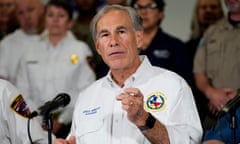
[{"x1": 203, "y1": 107, "x2": 240, "y2": 143}]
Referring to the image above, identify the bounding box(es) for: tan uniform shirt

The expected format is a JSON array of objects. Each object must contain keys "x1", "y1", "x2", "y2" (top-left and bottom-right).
[{"x1": 194, "y1": 17, "x2": 240, "y2": 89}]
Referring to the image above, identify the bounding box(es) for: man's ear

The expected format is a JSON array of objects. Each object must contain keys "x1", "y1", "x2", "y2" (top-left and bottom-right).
[
  {"x1": 159, "y1": 11, "x2": 165, "y2": 21},
  {"x1": 136, "y1": 30, "x2": 144, "y2": 49},
  {"x1": 67, "y1": 20, "x2": 73, "y2": 29},
  {"x1": 95, "y1": 40, "x2": 102, "y2": 56}
]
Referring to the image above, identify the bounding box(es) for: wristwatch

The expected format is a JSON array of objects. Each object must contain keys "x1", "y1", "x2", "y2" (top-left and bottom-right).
[{"x1": 138, "y1": 113, "x2": 156, "y2": 131}]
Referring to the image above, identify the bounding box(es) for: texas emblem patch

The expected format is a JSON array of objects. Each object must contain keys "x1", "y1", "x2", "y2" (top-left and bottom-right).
[{"x1": 144, "y1": 91, "x2": 167, "y2": 112}]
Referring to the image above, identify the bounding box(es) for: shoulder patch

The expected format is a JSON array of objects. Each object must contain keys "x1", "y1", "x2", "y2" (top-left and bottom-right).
[
  {"x1": 144, "y1": 91, "x2": 167, "y2": 112},
  {"x1": 10, "y1": 94, "x2": 31, "y2": 118}
]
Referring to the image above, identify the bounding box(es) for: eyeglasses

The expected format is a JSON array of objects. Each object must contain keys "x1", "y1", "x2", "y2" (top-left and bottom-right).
[
  {"x1": 0, "y1": 3, "x2": 15, "y2": 9},
  {"x1": 133, "y1": 3, "x2": 158, "y2": 10}
]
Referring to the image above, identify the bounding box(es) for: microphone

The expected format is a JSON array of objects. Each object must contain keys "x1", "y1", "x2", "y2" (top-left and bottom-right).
[
  {"x1": 220, "y1": 91, "x2": 240, "y2": 115},
  {"x1": 29, "y1": 93, "x2": 71, "y2": 118}
]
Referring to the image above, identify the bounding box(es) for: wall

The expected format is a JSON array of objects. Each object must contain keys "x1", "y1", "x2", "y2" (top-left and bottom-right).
[
  {"x1": 161, "y1": 0, "x2": 227, "y2": 42},
  {"x1": 161, "y1": 0, "x2": 195, "y2": 42}
]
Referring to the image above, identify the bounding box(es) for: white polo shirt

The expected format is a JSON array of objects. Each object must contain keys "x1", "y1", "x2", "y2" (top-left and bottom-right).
[
  {"x1": 0, "y1": 79, "x2": 49, "y2": 144},
  {"x1": 69, "y1": 56, "x2": 203, "y2": 144},
  {"x1": 16, "y1": 31, "x2": 96, "y2": 124},
  {"x1": 0, "y1": 29, "x2": 39, "y2": 85}
]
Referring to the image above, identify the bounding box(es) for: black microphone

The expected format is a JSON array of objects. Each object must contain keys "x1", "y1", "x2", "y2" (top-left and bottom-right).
[
  {"x1": 29, "y1": 93, "x2": 71, "y2": 118},
  {"x1": 220, "y1": 91, "x2": 240, "y2": 115}
]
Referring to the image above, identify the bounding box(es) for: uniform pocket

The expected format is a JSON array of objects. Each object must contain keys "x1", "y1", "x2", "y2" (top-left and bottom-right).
[
  {"x1": 76, "y1": 120, "x2": 105, "y2": 144},
  {"x1": 205, "y1": 40, "x2": 221, "y2": 79}
]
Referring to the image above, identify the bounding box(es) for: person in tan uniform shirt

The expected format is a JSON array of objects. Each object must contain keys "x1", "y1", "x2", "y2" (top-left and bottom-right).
[{"x1": 194, "y1": 0, "x2": 240, "y2": 130}]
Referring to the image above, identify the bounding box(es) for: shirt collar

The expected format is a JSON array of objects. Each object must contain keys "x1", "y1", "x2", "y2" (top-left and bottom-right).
[
  {"x1": 45, "y1": 31, "x2": 74, "y2": 49},
  {"x1": 219, "y1": 17, "x2": 240, "y2": 31},
  {"x1": 19, "y1": 29, "x2": 39, "y2": 40},
  {"x1": 104, "y1": 55, "x2": 153, "y2": 88}
]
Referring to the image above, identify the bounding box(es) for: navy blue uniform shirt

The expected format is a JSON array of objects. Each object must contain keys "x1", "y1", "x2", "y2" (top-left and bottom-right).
[{"x1": 139, "y1": 28, "x2": 192, "y2": 84}]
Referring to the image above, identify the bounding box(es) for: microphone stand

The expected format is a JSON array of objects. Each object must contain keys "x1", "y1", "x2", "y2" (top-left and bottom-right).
[
  {"x1": 229, "y1": 106, "x2": 237, "y2": 144},
  {"x1": 43, "y1": 112, "x2": 53, "y2": 144}
]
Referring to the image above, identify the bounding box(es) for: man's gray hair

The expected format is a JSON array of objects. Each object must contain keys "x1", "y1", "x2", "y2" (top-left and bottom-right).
[{"x1": 90, "y1": 4, "x2": 143, "y2": 40}]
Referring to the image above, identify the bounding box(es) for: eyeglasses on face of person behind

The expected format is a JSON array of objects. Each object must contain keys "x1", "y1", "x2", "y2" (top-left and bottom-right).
[
  {"x1": 133, "y1": 2, "x2": 158, "y2": 11},
  {"x1": 0, "y1": 2, "x2": 15, "y2": 9}
]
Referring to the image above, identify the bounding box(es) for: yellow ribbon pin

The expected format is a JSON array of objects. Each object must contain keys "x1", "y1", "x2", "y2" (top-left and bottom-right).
[{"x1": 70, "y1": 54, "x2": 79, "y2": 64}]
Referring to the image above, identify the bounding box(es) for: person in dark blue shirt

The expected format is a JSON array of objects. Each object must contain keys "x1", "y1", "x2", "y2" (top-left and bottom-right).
[{"x1": 130, "y1": 0, "x2": 192, "y2": 85}]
